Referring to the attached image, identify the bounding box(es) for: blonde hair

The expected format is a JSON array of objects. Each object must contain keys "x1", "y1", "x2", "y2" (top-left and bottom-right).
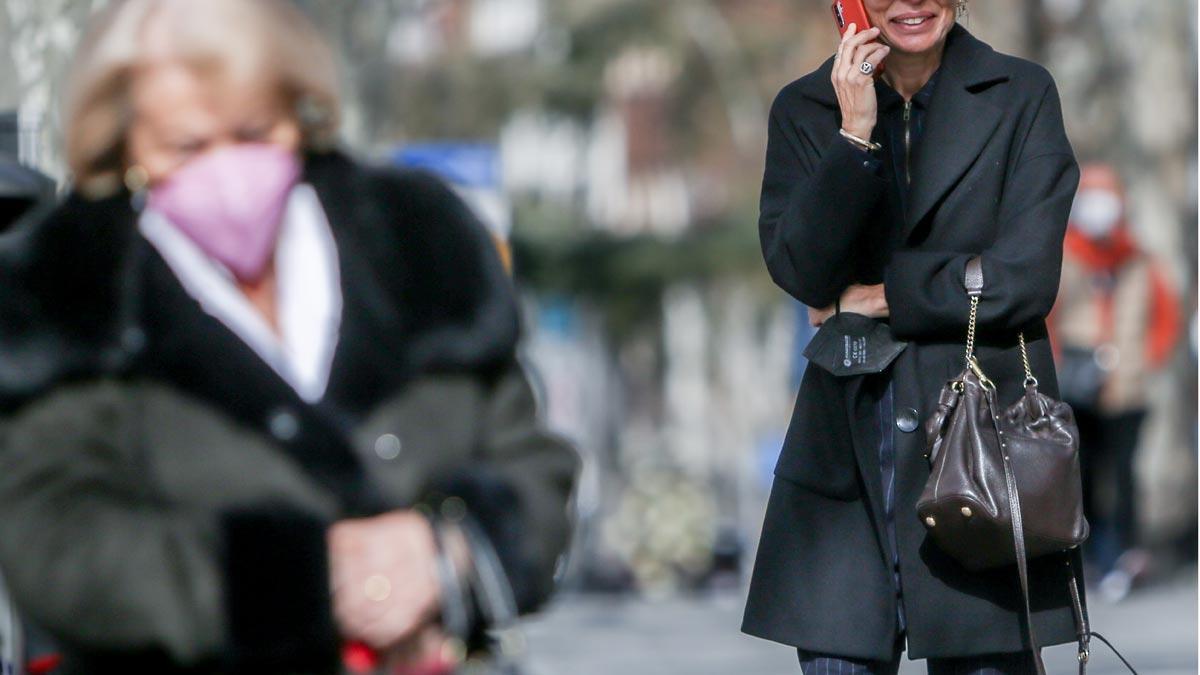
[{"x1": 65, "y1": 0, "x2": 340, "y2": 195}]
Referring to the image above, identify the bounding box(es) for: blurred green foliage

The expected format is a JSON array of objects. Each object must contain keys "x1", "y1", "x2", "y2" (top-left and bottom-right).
[{"x1": 510, "y1": 200, "x2": 768, "y2": 337}]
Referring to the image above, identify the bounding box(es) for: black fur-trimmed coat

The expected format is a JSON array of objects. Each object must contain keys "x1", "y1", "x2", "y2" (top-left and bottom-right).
[{"x1": 0, "y1": 150, "x2": 578, "y2": 673}]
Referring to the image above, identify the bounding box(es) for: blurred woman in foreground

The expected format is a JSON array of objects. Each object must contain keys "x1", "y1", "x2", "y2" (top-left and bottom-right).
[{"x1": 0, "y1": 0, "x2": 577, "y2": 672}]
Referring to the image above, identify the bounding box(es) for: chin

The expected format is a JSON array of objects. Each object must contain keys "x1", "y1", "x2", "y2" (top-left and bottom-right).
[{"x1": 885, "y1": 34, "x2": 943, "y2": 55}]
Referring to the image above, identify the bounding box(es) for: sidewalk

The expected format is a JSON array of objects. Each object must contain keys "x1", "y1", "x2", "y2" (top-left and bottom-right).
[{"x1": 523, "y1": 566, "x2": 1197, "y2": 674}]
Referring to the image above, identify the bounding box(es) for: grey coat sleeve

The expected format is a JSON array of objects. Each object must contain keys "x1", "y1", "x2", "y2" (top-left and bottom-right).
[
  {"x1": 0, "y1": 383, "x2": 227, "y2": 664},
  {"x1": 0, "y1": 383, "x2": 340, "y2": 672},
  {"x1": 478, "y1": 359, "x2": 579, "y2": 610},
  {"x1": 424, "y1": 359, "x2": 580, "y2": 615}
]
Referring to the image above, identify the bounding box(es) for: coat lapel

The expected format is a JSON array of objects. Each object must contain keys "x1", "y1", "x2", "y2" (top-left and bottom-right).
[
  {"x1": 302, "y1": 154, "x2": 413, "y2": 413},
  {"x1": 901, "y1": 25, "x2": 1009, "y2": 241}
]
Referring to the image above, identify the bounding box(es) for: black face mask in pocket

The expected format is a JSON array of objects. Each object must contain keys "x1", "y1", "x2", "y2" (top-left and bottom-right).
[{"x1": 802, "y1": 312, "x2": 908, "y2": 377}]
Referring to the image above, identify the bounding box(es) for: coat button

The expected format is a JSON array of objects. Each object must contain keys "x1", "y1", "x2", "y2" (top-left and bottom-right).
[
  {"x1": 896, "y1": 407, "x2": 920, "y2": 433},
  {"x1": 374, "y1": 433, "x2": 403, "y2": 460},
  {"x1": 121, "y1": 327, "x2": 147, "y2": 354},
  {"x1": 268, "y1": 408, "x2": 300, "y2": 442}
]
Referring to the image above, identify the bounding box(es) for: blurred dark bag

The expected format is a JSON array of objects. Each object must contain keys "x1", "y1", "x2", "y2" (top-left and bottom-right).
[
  {"x1": 917, "y1": 257, "x2": 1091, "y2": 675},
  {"x1": 1056, "y1": 345, "x2": 1105, "y2": 410},
  {"x1": 802, "y1": 311, "x2": 907, "y2": 377},
  {"x1": 453, "y1": 518, "x2": 526, "y2": 675},
  {"x1": 428, "y1": 517, "x2": 528, "y2": 675}
]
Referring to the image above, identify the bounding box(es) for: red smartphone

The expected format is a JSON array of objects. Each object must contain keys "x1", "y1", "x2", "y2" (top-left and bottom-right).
[
  {"x1": 831, "y1": 0, "x2": 873, "y2": 36},
  {"x1": 831, "y1": 0, "x2": 884, "y2": 74}
]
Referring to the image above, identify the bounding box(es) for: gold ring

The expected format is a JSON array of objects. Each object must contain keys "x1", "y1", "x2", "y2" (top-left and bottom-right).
[{"x1": 364, "y1": 574, "x2": 392, "y2": 602}]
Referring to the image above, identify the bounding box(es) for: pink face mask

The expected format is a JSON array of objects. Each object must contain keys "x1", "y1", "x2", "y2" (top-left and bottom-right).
[{"x1": 147, "y1": 143, "x2": 301, "y2": 283}]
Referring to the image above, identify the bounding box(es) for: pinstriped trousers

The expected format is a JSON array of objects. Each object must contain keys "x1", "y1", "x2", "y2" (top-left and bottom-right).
[{"x1": 798, "y1": 638, "x2": 1039, "y2": 675}]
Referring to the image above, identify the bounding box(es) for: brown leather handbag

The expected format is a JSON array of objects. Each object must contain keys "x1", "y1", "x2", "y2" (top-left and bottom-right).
[{"x1": 917, "y1": 257, "x2": 1104, "y2": 674}]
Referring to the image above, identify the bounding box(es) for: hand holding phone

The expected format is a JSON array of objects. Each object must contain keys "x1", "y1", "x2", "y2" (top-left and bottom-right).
[
  {"x1": 829, "y1": 15, "x2": 890, "y2": 141},
  {"x1": 831, "y1": 0, "x2": 874, "y2": 37},
  {"x1": 832, "y1": 0, "x2": 886, "y2": 76}
]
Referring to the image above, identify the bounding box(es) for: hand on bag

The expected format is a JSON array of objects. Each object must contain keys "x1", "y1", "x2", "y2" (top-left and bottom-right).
[
  {"x1": 810, "y1": 284, "x2": 890, "y2": 326},
  {"x1": 832, "y1": 24, "x2": 890, "y2": 140},
  {"x1": 329, "y1": 510, "x2": 442, "y2": 651}
]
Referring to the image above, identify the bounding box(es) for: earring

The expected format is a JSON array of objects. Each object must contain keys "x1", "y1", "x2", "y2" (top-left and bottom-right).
[
  {"x1": 124, "y1": 164, "x2": 149, "y2": 193},
  {"x1": 956, "y1": 1, "x2": 968, "y2": 19}
]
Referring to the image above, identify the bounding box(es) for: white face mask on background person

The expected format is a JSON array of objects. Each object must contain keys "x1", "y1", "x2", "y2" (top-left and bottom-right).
[{"x1": 1070, "y1": 189, "x2": 1124, "y2": 239}]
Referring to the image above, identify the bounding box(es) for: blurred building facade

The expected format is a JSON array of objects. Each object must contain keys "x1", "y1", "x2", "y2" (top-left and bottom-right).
[{"x1": 0, "y1": 0, "x2": 1195, "y2": 594}]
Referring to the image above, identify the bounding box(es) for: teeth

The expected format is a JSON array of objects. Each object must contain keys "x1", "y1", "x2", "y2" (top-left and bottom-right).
[{"x1": 898, "y1": 17, "x2": 928, "y2": 25}]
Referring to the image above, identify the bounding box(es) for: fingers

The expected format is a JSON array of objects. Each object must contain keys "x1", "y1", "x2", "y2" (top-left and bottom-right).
[
  {"x1": 810, "y1": 306, "x2": 833, "y2": 327},
  {"x1": 388, "y1": 625, "x2": 453, "y2": 669},
  {"x1": 835, "y1": 25, "x2": 881, "y2": 83},
  {"x1": 855, "y1": 42, "x2": 890, "y2": 75},
  {"x1": 329, "y1": 512, "x2": 445, "y2": 650},
  {"x1": 833, "y1": 22, "x2": 857, "y2": 68},
  {"x1": 334, "y1": 567, "x2": 439, "y2": 650},
  {"x1": 843, "y1": 41, "x2": 888, "y2": 84}
]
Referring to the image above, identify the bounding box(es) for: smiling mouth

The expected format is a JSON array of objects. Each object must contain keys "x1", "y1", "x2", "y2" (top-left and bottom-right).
[{"x1": 892, "y1": 15, "x2": 934, "y2": 26}]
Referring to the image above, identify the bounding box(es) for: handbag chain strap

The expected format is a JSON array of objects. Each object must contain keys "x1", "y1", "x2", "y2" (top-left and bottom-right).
[
  {"x1": 1018, "y1": 332, "x2": 1037, "y2": 387},
  {"x1": 963, "y1": 258, "x2": 1036, "y2": 386}
]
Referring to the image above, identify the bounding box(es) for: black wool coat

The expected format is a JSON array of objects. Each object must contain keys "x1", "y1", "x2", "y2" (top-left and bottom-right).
[
  {"x1": 0, "y1": 151, "x2": 578, "y2": 674},
  {"x1": 742, "y1": 25, "x2": 1087, "y2": 660}
]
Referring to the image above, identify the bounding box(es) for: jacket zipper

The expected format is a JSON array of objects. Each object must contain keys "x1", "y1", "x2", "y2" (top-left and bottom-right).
[{"x1": 903, "y1": 100, "x2": 913, "y2": 186}]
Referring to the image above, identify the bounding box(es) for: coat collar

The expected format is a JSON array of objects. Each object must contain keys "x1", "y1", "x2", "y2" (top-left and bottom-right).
[
  {"x1": 796, "y1": 24, "x2": 1009, "y2": 108},
  {"x1": 0, "y1": 150, "x2": 520, "y2": 412},
  {"x1": 798, "y1": 24, "x2": 1011, "y2": 239}
]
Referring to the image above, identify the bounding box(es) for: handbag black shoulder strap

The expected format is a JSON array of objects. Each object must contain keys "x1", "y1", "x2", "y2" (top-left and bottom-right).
[
  {"x1": 984, "y1": 393, "x2": 1047, "y2": 674},
  {"x1": 963, "y1": 257, "x2": 1137, "y2": 675}
]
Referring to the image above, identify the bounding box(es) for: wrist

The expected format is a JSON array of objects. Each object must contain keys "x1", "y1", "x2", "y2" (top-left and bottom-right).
[
  {"x1": 839, "y1": 127, "x2": 880, "y2": 154},
  {"x1": 872, "y1": 284, "x2": 889, "y2": 317},
  {"x1": 841, "y1": 121, "x2": 875, "y2": 141}
]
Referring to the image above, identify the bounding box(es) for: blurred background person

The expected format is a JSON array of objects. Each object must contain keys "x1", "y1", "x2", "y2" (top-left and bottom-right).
[
  {"x1": 0, "y1": 0, "x2": 577, "y2": 673},
  {"x1": 0, "y1": 111, "x2": 54, "y2": 235},
  {"x1": 1049, "y1": 162, "x2": 1183, "y2": 603},
  {"x1": 0, "y1": 157, "x2": 52, "y2": 236},
  {"x1": 0, "y1": 108, "x2": 55, "y2": 675}
]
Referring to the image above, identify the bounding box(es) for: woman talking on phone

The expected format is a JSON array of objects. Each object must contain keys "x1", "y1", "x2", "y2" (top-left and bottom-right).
[{"x1": 742, "y1": 1, "x2": 1084, "y2": 673}]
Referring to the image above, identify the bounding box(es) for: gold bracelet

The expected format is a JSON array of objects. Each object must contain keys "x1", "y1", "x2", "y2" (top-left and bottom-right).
[{"x1": 839, "y1": 128, "x2": 882, "y2": 153}]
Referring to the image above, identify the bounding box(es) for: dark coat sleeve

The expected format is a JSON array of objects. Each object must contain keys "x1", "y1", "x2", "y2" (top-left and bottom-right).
[
  {"x1": 759, "y1": 88, "x2": 888, "y2": 309},
  {"x1": 883, "y1": 78, "x2": 1080, "y2": 341},
  {"x1": 447, "y1": 358, "x2": 579, "y2": 614}
]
